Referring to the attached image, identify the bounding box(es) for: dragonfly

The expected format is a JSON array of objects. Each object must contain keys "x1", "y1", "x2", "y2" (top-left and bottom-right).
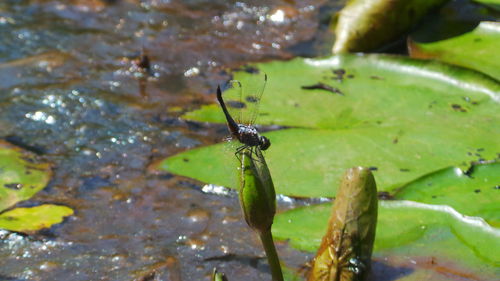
[{"x1": 216, "y1": 72, "x2": 270, "y2": 158}]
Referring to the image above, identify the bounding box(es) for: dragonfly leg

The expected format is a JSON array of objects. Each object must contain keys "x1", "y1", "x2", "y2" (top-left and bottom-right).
[
  {"x1": 235, "y1": 145, "x2": 248, "y2": 162},
  {"x1": 235, "y1": 146, "x2": 265, "y2": 163},
  {"x1": 250, "y1": 147, "x2": 264, "y2": 163}
]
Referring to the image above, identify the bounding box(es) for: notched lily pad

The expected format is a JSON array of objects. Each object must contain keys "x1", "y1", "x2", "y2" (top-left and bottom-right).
[
  {"x1": 394, "y1": 161, "x2": 500, "y2": 226},
  {"x1": 0, "y1": 140, "x2": 52, "y2": 212},
  {"x1": 0, "y1": 204, "x2": 74, "y2": 233}
]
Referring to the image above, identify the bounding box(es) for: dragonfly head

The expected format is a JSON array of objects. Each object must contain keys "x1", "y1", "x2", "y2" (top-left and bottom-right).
[{"x1": 259, "y1": 136, "x2": 271, "y2": 150}]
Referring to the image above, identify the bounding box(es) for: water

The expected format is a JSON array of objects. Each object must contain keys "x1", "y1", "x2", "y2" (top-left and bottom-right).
[{"x1": 0, "y1": 0, "x2": 334, "y2": 280}]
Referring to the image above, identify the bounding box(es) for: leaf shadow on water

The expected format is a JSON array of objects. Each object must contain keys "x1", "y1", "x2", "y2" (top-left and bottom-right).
[
  {"x1": 204, "y1": 253, "x2": 273, "y2": 276},
  {"x1": 205, "y1": 253, "x2": 265, "y2": 267},
  {"x1": 0, "y1": 274, "x2": 28, "y2": 281},
  {"x1": 369, "y1": 261, "x2": 413, "y2": 281}
]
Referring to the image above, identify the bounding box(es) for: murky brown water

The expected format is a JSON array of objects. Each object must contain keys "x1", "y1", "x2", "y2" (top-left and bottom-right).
[{"x1": 0, "y1": 0, "x2": 337, "y2": 280}]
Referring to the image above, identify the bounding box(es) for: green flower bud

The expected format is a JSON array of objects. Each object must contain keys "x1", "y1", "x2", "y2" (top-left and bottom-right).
[{"x1": 238, "y1": 148, "x2": 276, "y2": 234}]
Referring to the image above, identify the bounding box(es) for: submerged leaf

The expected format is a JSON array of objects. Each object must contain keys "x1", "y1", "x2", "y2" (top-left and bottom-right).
[
  {"x1": 0, "y1": 141, "x2": 51, "y2": 212},
  {"x1": 0, "y1": 204, "x2": 74, "y2": 233}
]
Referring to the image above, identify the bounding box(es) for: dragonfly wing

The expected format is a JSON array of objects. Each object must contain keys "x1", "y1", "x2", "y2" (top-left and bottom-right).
[
  {"x1": 222, "y1": 79, "x2": 244, "y2": 125},
  {"x1": 221, "y1": 71, "x2": 267, "y2": 126},
  {"x1": 242, "y1": 72, "x2": 267, "y2": 126}
]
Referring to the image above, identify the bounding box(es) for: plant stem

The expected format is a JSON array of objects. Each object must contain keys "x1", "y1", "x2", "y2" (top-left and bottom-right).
[{"x1": 259, "y1": 229, "x2": 284, "y2": 281}]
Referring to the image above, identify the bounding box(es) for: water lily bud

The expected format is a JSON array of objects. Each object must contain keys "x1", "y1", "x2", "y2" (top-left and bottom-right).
[
  {"x1": 308, "y1": 167, "x2": 378, "y2": 281},
  {"x1": 238, "y1": 148, "x2": 276, "y2": 234}
]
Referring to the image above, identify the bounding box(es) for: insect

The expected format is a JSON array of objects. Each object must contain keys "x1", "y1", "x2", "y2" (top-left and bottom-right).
[{"x1": 216, "y1": 73, "x2": 270, "y2": 158}]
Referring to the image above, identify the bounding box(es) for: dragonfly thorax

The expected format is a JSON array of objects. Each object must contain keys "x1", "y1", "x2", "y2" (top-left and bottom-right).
[{"x1": 236, "y1": 124, "x2": 271, "y2": 151}]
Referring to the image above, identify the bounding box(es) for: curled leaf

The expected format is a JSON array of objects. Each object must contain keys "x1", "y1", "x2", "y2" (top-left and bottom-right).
[
  {"x1": 308, "y1": 167, "x2": 378, "y2": 281},
  {"x1": 332, "y1": 0, "x2": 449, "y2": 53}
]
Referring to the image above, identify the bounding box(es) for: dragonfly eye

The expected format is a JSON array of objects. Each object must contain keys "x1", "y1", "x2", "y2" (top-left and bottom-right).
[{"x1": 260, "y1": 136, "x2": 271, "y2": 150}]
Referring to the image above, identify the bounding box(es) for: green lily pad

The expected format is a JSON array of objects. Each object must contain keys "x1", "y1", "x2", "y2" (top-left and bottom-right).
[
  {"x1": 162, "y1": 126, "x2": 498, "y2": 197},
  {"x1": 160, "y1": 54, "x2": 500, "y2": 197},
  {"x1": 0, "y1": 204, "x2": 73, "y2": 233},
  {"x1": 395, "y1": 161, "x2": 500, "y2": 226},
  {"x1": 409, "y1": 21, "x2": 500, "y2": 79},
  {"x1": 0, "y1": 141, "x2": 52, "y2": 212},
  {"x1": 273, "y1": 201, "x2": 500, "y2": 280},
  {"x1": 185, "y1": 54, "x2": 500, "y2": 129}
]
